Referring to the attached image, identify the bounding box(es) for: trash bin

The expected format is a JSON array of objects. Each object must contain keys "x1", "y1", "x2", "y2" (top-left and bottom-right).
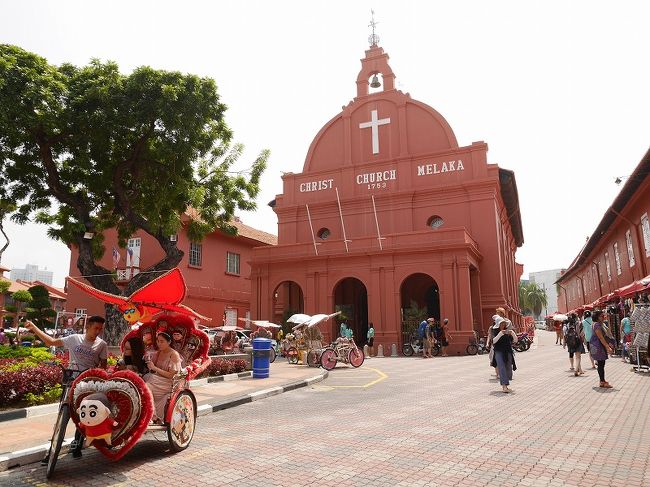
[{"x1": 252, "y1": 338, "x2": 272, "y2": 378}]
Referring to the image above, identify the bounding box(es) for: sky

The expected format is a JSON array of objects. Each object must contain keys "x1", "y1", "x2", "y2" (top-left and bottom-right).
[{"x1": 1, "y1": 0, "x2": 649, "y2": 287}]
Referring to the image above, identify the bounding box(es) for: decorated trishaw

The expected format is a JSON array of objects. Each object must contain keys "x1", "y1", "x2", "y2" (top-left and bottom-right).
[
  {"x1": 239, "y1": 318, "x2": 280, "y2": 363},
  {"x1": 45, "y1": 269, "x2": 210, "y2": 478},
  {"x1": 283, "y1": 313, "x2": 339, "y2": 367}
]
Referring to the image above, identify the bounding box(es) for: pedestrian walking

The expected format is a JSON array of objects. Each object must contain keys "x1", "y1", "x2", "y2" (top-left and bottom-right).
[
  {"x1": 554, "y1": 320, "x2": 563, "y2": 345},
  {"x1": 491, "y1": 315, "x2": 518, "y2": 393},
  {"x1": 440, "y1": 318, "x2": 452, "y2": 356},
  {"x1": 565, "y1": 316, "x2": 585, "y2": 376},
  {"x1": 589, "y1": 310, "x2": 614, "y2": 389},
  {"x1": 581, "y1": 311, "x2": 595, "y2": 369},
  {"x1": 621, "y1": 312, "x2": 632, "y2": 362},
  {"x1": 367, "y1": 322, "x2": 375, "y2": 358}
]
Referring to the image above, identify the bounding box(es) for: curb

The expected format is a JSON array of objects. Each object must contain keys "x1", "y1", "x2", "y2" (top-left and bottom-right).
[
  {"x1": 0, "y1": 371, "x2": 254, "y2": 424},
  {"x1": 0, "y1": 369, "x2": 328, "y2": 472}
]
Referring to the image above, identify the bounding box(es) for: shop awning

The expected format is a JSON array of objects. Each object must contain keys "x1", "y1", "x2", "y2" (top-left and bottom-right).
[{"x1": 616, "y1": 274, "x2": 650, "y2": 298}]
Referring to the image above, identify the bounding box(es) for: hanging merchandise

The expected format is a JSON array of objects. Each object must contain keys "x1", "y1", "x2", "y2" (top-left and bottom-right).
[{"x1": 629, "y1": 305, "x2": 650, "y2": 373}]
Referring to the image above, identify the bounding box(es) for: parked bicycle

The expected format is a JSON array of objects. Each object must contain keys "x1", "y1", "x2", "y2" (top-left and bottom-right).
[
  {"x1": 320, "y1": 337, "x2": 365, "y2": 370},
  {"x1": 466, "y1": 331, "x2": 488, "y2": 355}
]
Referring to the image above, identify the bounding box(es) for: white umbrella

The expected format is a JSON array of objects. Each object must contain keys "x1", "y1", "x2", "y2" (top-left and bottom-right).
[
  {"x1": 305, "y1": 311, "x2": 341, "y2": 327},
  {"x1": 213, "y1": 325, "x2": 241, "y2": 332},
  {"x1": 253, "y1": 321, "x2": 281, "y2": 329},
  {"x1": 287, "y1": 313, "x2": 311, "y2": 324},
  {"x1": 552, "y1": 314, "x2": 568, "y2": 321}
]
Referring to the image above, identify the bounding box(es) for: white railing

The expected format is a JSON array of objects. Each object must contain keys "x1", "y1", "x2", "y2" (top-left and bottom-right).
[{"x1": 116, "y1": 268, "x2": 140, "y2": 281}]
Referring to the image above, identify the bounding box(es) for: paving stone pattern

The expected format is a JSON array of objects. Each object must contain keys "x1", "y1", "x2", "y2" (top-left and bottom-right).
[{"x1": 1, "y1": 331, "x2": 648, "y2": 486}]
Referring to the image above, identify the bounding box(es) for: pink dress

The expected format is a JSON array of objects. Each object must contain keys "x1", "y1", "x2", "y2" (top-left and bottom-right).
[{"x1": 144, "y1": 350, "x2": 182, "y2": 420}]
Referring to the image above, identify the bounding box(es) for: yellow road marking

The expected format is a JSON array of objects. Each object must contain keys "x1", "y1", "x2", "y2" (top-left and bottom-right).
[{"x1": 313, "y1": 367, "x2": 388, "y2": 389}]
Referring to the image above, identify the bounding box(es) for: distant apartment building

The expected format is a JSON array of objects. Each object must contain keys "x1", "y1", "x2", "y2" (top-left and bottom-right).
[
  {"x1": 529, "y1": 269, "x2": 564, "y2": 317},
  {"x1": 10, "y1": 264, "x2": 54, "y2": 286}
]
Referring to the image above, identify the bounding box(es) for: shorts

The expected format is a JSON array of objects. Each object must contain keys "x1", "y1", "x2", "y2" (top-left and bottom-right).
[
  {"x1": 440, "y1": 340, "x2": 449, "y2": 347},
  {"x1": 367, "y1": 338, "x2": 374, "y2": 347}
]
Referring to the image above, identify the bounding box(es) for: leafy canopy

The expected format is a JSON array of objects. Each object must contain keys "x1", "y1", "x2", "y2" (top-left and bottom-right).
[{"x1": 0, "y1": 44, "x2": 267, "y2": 265}]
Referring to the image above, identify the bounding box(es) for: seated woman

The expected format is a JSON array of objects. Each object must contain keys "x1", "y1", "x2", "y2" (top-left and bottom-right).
[
  {"x1": 144, "y1": 332, "x2": 183, "y2": 423},
  {"x1": 121, "y1": 336, "x2": 147, "y2": 374}
]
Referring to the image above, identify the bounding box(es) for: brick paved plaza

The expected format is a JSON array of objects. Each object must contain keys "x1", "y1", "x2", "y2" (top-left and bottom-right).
[{"x1": 1, "y1": 330, "x2": 648, "y2": 486}]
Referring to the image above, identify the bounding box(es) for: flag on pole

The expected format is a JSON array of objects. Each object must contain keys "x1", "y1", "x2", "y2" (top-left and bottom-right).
[
  {"x1": 126, "y1": 246, "x2": 134, "y2": 268},
  {"x1": 112, "y1": 247, "x2": 120, "y2": 268}
]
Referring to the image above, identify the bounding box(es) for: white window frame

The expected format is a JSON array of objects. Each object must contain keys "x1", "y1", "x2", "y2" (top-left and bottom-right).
[
  {"x1": 226, "y1": 252, "x2": 240, "y2": 275},
  {"x1": 614, "y1": 242, "x2": 622, "y2": 275},
  {"x1": 605, "y1": 252, "x2": 611, "y2": 281},
  {"x1": 189, "y1": 242, "x2": 202, "y2": 267},
  {"x1": 225, "y1": 308, "x2": 237, "y2": 327},
  {"x1": 74, "y1": 308, "x2": 87, "y2": 317},
  {"x1": 641, "y1": 213, "x2": 650, "y2": 257},
  {"x1": 625, "y1": 230, "x2": 635, "y2": 268}
]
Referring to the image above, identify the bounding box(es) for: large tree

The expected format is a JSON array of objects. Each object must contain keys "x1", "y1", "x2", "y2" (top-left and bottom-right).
[
  {"x1": 25, "y1": 285, "x2": 56, "y2": 329},
  {"x1": 0, "y1": 45, "x2": 268, "y2": 343}
]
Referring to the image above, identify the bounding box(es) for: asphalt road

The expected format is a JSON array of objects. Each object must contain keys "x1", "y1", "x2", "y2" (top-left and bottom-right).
[{"x1": 1, "y1": 331, "x2": 648, "y2": 486}]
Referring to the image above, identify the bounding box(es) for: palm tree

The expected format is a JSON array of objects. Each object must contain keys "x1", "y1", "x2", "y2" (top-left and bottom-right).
[
  {"x1": 519, "y1": 282, "x2": 532, "y2": 315},
  {"x1": 525, "y1": 283, "x2": 548, "y2": 319}
]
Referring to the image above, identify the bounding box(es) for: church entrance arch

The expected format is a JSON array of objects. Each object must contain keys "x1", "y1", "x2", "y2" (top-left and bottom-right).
[
  {"x1": 400, "y1": 273, "x2": 440, "y2": 340},
  {"x1": 272, "y1": 281, "x2": 304, "y2": 332},
  {"x1": 332, "y1": 278, "x2": 368, "y2": 342}
]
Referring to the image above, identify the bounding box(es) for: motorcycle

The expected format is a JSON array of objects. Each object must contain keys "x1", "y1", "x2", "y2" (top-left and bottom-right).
[
  {"x1": 402, "y1": 333, "x2": 441, "y2": 357},
  {"x1": 513, "y1": 332, "x2": 532, "y2": 352}
]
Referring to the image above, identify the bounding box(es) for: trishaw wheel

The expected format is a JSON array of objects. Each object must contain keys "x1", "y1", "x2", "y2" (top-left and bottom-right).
[
  {"x1": 348, "y1": 348, "x2": 365, "y2": 368},
  {"x1": 46, "y1": 404, "x2": 69, "y2": 479},
  {"x1": 306, "y1": 350, "x2": 320, "y2": 368},
  {"x1": 320, "y1": 348, "x2": 337, "y2": 370},
  {"x1": 167, "y1": 391, "x2": 196, "y2": 452},
  {"x1": 269, "y1": 347, "x2": 277, "y2": 363},
  {"x1": 287, "y1": 347, "x2": 299, "y2": 364},
  {"x1": 402, "y1": 344, "x2": 414, "y2": 357}
]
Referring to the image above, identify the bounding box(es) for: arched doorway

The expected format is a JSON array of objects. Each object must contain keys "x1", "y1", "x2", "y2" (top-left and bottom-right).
[
  {"x1": 272, "y1": 281, "x2": 304, "y2": 332},
  {"x1": 333, "y1": 278, "x2": 368, "y2": 342},
  {"x1": 400, "y1": 273, "x2": 440, "y2": 339}
]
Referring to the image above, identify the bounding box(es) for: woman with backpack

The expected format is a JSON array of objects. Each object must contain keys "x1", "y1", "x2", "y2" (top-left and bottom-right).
[
  {"x1": 589, "y1": 310, "x2": 614, "y2": 389},
  {"x1": 565, "y1": 315, "x2": 585, "y2": 376}
]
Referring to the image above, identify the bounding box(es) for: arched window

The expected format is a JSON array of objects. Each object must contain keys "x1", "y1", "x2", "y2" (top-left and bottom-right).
[{"x1": 427, "y1": 216, "x2": 444, "y2": 229}]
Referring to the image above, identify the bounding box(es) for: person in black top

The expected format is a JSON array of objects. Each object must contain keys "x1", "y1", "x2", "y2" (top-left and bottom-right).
[{"x1": 491, "y1": 316, "x2": 518, "y2": 393}]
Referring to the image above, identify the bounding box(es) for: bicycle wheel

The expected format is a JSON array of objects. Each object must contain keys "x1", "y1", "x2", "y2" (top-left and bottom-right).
[
  {"x1": 167, "y1": 391, "x2": 196, "y2": 452},
  {"x1": 348, "y1": 348, "x2": 365, "y2": 368},
  {"x1": 46, "y1": 404, "x2": 70, "y2": 479},
  {"x1": 320, "y1": 348, "x2": 337, "y2": 370},
  {"x1": 466, "y1": 344, "x2": 478, "y2": 356},
  {"x1": 402, "y1": 344, "x2": 414, "y2": 356},
  {"x1": 269, "y1": 347, "x2": 277, "y2": 363},
  {"x1": 286, "y1": 347, "x2": 299, "y2": 364}
]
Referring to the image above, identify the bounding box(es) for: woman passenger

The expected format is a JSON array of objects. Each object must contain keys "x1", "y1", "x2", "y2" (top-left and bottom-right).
[{"x1": 144, "y1": 332, "x2": 183, "y2": 423}]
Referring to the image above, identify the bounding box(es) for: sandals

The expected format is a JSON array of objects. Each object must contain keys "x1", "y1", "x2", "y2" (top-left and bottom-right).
[{"x1": 599, "y1": 382, "x2": 613, "y2": 389}]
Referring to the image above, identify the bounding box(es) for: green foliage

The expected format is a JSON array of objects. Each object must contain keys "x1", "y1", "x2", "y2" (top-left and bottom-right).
[
  {"x1": 0, "y1": 346, "x2": 53, "y2": 360},
  {"x1": 25, "y1": 285, "x2": 55, "y2": 328},
  {"x1": 519, "y1": 282, "x2": 548, "y2": 318},
  {"x1": 11, "y1": 290, "x2": 32, "y2": 304},
  {"x1": 0, "y1": 279, "x2": 10, "y2": 294},
  {"x1": 0, "y1": 44, "x2": 268, "y2": 255},
  {"x1": 402, "y1": 300, "x2": 428, "y2": 334},
  {"x1": 25, "y1": 383, "x2": 62, "y2": 406}
]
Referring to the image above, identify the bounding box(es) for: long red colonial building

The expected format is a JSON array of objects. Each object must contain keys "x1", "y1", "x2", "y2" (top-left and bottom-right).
[
  {"x1": 250, "y1": 42, "x2": 524, "y2": 353},
  {"x1": 557, "y1": 148, "x2": 650, "y2": 312}
]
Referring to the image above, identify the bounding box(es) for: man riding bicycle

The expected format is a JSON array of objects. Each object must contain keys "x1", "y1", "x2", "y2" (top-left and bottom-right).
[{"x1": 25, "y1": 316, "x2": 108, "y2": 460}]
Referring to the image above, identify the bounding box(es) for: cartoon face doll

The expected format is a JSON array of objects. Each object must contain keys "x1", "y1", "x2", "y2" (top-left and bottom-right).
[
  {"x1": 77, "y1": 392, "x2": 119, "y2": 446},
  {"x1": 121, "y1": 303, "x2": 150, "y2": 324},
  {"x1": 171, "y1": 330, "x2": 184, "y2": 352}
]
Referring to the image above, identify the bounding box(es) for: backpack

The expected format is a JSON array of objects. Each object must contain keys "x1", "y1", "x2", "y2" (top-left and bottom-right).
[
  {"x1": 418, "y1": 321, "x2": 428, "y2": 339},
  {"x1": 565, "y1": 323, "x2": 578, "y2": 349}
]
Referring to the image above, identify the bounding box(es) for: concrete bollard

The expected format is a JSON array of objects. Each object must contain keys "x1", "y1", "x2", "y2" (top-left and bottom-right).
[
  {"x1": 377, "y1": 344, "x2": 384, "y2": 357},
  {"x1": 363, "y1": 344, "x2": 369, "y2": 357},
  {"x1": 391, "y1": 343, "x2": 398, "y2": 357}
]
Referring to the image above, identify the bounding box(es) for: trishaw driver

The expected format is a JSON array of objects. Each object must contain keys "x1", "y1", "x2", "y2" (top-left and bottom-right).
[{"x1": 25, "y1": 316, "x2": 108, "y2": 460}]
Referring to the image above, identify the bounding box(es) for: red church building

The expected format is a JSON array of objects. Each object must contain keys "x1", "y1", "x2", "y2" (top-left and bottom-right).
[{"x1": 250, "y1": 42, "x2": 524, "y2": 353}]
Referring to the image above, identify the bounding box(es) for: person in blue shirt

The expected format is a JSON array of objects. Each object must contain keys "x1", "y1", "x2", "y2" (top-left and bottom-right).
[
  {"x1": 340, "y1": 322, "x2": 348, "y2": 338},
  {"x1": 366, "y1": 322, "x2": 375, "y2": 357},
  {"x1": 621, "y1": 312, "x2": 632, "y2": 362},
  {"x1": 581, "y1": 311, "x2": 595, "y2": 369}
]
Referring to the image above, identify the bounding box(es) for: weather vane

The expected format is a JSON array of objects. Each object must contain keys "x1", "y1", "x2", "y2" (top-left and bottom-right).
[{"x1": 368, "y1": 9, "x2": 380, "y2": 46}]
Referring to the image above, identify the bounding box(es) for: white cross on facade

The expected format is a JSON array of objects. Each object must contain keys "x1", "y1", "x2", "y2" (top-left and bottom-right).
[{"x1": 359, "y1": 109, "x2": 390, "y2": 155}]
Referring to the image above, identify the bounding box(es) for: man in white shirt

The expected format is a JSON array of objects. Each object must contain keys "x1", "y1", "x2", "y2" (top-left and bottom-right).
[{"x1": 26, "y1": 316, "x2": 107, "y2": 460}]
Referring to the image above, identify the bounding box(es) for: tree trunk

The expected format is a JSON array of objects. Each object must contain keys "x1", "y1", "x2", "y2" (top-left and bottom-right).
[
  {"x1": 103, "y1": 304, "x2": 129, "y2": 346},
  {"x1": 0, "y1": 222, "x2": 9, "y2": 263}
]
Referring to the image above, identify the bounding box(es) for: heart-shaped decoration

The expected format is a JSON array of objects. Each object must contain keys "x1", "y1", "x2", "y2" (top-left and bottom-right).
[{"x1": 70, "y1": 369, "x2": 154, "y2": 461}]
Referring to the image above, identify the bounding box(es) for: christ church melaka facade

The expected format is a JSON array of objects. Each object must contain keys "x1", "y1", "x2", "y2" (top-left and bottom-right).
[{"x1": 250, "y1": 43, "x2": 524, "y2": 354}]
